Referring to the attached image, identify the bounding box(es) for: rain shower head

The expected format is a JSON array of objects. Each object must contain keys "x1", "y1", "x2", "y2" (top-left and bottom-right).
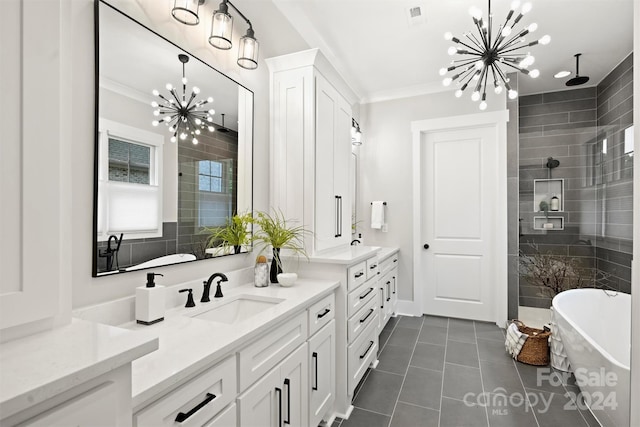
[
  {"x1": 546, "y1": 157, "x2": 560, "y2": 169},
  {"x1": 566, "y1": 53, "x2": 590, "y2": 86}
]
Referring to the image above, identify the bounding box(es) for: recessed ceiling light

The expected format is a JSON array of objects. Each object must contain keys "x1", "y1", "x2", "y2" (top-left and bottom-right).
[{"x1": 554, "y1": 71, "x2": 571, "y2": 79}]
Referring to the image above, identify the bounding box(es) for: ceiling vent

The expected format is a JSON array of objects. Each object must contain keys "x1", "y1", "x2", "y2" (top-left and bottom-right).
[{"x1": 405, "y1": 6, "x2": 426, "y2": 27}]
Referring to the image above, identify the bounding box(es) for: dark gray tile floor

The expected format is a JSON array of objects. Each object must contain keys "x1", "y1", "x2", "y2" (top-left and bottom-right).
[{"x1": 332, "y1": 315, "x2": 600, "y2": 427}]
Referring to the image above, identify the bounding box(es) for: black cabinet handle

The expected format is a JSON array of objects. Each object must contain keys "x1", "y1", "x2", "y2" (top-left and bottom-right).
[
  {"x1": 175, "y1": 393, "x2": 216, "y2": 423},
  {"x1": 275, "y1": 387, "x2": 282, "y2": 427},
  {"x1": 369, "y1": 264, "x2": 377, "y2": 270},
  {"x1": 312, "y1": 352, "x2": 318, "y2": 391},
  {"x1": 359, "y1": 287, "x2": 374, "y2": 300},
  {"x1": 359, "y1": 341, "x2": 374, "y2": 359},
  {"x1": 393, "y1": 258, "x2": 398, "y2": 263},
  {"x1": 339, "y1": 196, "x2": 342, "y2": 237},
  {"x1": 354, "y1": 271, "x2": 364, "y2": 279},
  {"x1": 284, "y1": 379, "x2": 291, "y2": 425},
  {"x1": 360, "y1": 308, "x2": 374, "y2": 323},
  {"x1": 317, "y1": 308, "x2": 331, "y2": 319},
  {"x1": 392, "y1": 276, "x2": 396, "y2": 294},
  {"x1": 380, "y1": 288, "x2": 384, "y2": 308},
  {"x1": 423, "y1": 244, "x2": 430, "y2": 250}
]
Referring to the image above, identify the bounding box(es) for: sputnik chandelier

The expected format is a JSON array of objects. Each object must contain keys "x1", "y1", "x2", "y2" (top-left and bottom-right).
[
  {"x1": 151, "y1": 54, "x2": 215, "y2": 145},
  {"x1": 440, "y1": 0, "x2": 550, "y2": 109}
]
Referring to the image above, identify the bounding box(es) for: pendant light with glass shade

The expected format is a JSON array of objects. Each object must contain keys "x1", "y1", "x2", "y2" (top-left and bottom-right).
[
  {"x1": 440, "y1": 0, "x2": 550, "y2": 110},
  {"x1": 171, "y1": 0, "x2": 205, "y2": 25},
  {"x1": 171, "y1": 0, "x2": 259, "y2": 70}
]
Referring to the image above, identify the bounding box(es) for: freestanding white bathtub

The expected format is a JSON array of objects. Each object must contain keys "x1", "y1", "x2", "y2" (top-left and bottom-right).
[{"x1": 552, "y1": 289, "x2": 630, "y2": 427}]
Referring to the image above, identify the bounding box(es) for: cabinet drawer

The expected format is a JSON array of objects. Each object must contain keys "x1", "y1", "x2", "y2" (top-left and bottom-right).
[
  {"x1": 238, "y1": 311, "x2": 307, "y2": 391},
  {"x1": 347, "y1": 295, "x2": 378, "y2": 343},
  {"x1": 203, "y1": 403, "x2": 236, "y2": 427},
  {"x1": 347, "y1": 280, "x2": 377, "y2": 318},
  {"x1": 347, "y1": 261, "x2": 367, "y2": 291},
  {"x1": 366, "y1": 257, "x2": 379, "y2": 280},
  {"x1": 135, "y1": 356, "x2": 236, "y2": 427},
  {"x1": 308, "y1": 293, "x2": 335, "y2": 337},
  {"x1": 379, "y1": 253, "x2": 399, "y2": 275},
  {"x1": 347, "y1": 318, "x2": 378, "y2": 396}
]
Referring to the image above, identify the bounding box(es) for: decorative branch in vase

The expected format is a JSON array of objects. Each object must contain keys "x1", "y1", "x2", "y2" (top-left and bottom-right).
[
  {"x1": 519, "y1": 244, "x2": 605, "y2": 299},
  {"x1": 253, "y1": 209, "x2": 310, "y2": 285}
]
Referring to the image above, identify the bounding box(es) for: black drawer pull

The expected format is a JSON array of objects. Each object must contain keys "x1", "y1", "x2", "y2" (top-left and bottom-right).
[
  {"x1": 386, "y1": 280, "x2": 391, "y2": 285},
  {"x1": 359, "y1": 287, "x2": 374, "y2": 299},
  {"x1": 359, "y1": 341, "x2": 374, "y2": 359},
  {"x1": 369, "y1": 264, "x2": 377, "y2": 270},
  {"x1": 360, "y1": 308, "x2": 374, "y2": 323},
  {"x1": 317, "y1": 308, "x2": 331, "y2": 318},
  {"x1": 386, "y1": 296, "x2": 391, "y2": 302},
  {"x1": 354, "y1": 271, "x2": 364, "y2": 279},
  {"x1": 312, "y1": 352, "x2": 318, "y2": 391},
  {"x1": 275, "y1": 387, "x2": 282, "y2": 427},
  {"x1": 175, "y1": 393, "x2": 216, "y2": 422},
  {"x1": 284, "y1": 378, "x2": 291, "y2": 425},
  {"x1": 393, "y1": 258, "x2": 398, "y2": 263}
]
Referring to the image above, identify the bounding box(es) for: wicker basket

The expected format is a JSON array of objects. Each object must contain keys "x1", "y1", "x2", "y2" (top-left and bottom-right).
[{"x1": 513, "y1": 320, "x2": 551, "y2": 366}]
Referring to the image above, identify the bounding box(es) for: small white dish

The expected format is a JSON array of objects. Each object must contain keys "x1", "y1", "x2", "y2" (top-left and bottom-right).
[{"x1": 277, "y1": 273, "x2": 298, "y2": 287}]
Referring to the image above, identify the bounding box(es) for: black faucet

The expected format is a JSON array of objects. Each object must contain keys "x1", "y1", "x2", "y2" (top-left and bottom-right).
[
  {"x1": 179, "y1": 288, "x2": 195, "y2": 307},
  {"x1": 201, "y1": 281, "x2": 212, "y2": 303},
  {"x1": 98, "y1": 233, "x2": 123, "y2": 271},
  {"x1": 206, "y1": 273, "x2": 228, "y2": 298},
  {"x1": 351, "y1": 239, "x2": 361, "y2": 246}
]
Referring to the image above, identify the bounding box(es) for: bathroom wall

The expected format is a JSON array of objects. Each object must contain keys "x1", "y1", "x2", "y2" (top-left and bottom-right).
[
  {"x1": 506, "y1": 73, "x2": 520, "y2": 320},
  {"x1": 70, "y1": 0, "x2": 311, "y2": 310},
  {"x1": 358, "y1": 89, "x2": 505, "y2": 304},
  {"x1": 595, "y1": 53, "x2": 634, "y2": 293},
  {"x1": 518, "y1": 54, "x2": 634, "y2": 308}
]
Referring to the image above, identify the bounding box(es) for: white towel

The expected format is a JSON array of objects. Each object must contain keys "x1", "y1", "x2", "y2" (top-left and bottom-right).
[
  {"x1": 505, "y1": 323, "x2": 528, "y2": 359},
  {"x1": 371, "y1": 201, "x2": 385, "y2": 229}
]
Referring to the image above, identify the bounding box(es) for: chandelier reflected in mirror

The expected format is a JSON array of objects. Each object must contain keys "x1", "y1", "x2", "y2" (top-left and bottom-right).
[
  {"x1": 151, "y1": 54, "x2": 216, "y2": 144},
  {"x1": 440, "y1": 0, "x2": 550, "y2": 110}
]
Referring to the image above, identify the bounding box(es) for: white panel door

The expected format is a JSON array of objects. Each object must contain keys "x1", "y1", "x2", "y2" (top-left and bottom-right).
[
  {"x1": 422, "y1": 126, "x2": 498, "y2": 321},
  {"x1": 314, "y1": 75, "x2": 337, "y2": 252}
]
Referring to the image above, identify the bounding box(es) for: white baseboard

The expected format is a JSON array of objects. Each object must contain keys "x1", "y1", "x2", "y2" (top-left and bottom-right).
[{"x1": 395, "y1": 299, "x2": 421, "y2": 317}]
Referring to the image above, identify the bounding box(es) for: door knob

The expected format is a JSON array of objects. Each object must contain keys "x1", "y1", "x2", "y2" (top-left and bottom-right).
[{"x1": 423, "y1": 244, "x2": 430, "y2": 250}]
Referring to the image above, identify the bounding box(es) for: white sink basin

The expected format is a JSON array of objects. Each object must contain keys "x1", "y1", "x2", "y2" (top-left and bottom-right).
[{"x1": 191, "y1": 295, "x2": 284, "y2": 324}]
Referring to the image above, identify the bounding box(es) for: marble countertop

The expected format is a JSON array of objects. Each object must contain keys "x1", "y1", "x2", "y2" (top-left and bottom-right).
[
  {"x1": 305, "y1": 245, "x2": 381, "y2": 264},
  {"x1": 120, "y1": 278, "x2": 339, "y2": 410},
  {"x1": 377, "y1": 247, "x2": 400, "y2": 262},
  {"x1": 0, "y1": 318, "x2": 158, "y2": 419}
]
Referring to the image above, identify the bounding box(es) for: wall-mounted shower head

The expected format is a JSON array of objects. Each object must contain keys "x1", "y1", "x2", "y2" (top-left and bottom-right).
[{"x1": 546, "y1": 157, "x2": 560, "y2": 169}]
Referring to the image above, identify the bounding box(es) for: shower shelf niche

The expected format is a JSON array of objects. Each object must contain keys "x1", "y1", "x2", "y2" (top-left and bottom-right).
[
  {"x1": 533, "y1": 178, "x2": 564, "y2": 212},
  {"x1": 533, "y1": 216, "x2": 565, "y2": 231}
]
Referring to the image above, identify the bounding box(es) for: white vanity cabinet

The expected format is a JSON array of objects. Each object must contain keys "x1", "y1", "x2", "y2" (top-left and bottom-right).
[
  {"x1": 134, "y1": 356, "x2": 237, "y2": 427},
  {"x1": 378, "y1": 251, "x2": 400, "y2": 332},
  {"x1": 238, "y1": 343, "x2": 308, "y2": 427},
  {"x1": 237, "y1": 339, "x2": 309, "y2": 427},
  {"x1": 308, "y1": 320, "x2": 335, "y2": 427},
  {"x1": 11, "y1": 367, "x2": 132, "y2": 427},
  {"x1": 266, "y1": 49, "x2": 357, "y2": 255}
]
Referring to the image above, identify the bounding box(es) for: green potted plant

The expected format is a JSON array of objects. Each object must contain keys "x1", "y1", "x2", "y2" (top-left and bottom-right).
[
  {"x1": 203, "y1": 212, "x2": 253, "y2": 255},
  {"x1": 253, "y1": 209, "x2": 309, "y2": 284}
]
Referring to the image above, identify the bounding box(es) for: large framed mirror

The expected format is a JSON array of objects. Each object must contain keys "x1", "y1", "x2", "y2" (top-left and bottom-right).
[{"x1": 93, "y1": 0, "x2": 253, "y2": 277}]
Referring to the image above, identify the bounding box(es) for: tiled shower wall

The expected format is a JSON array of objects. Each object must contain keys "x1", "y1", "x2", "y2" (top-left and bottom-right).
[
  {"x1": 595, "y1": 53, "x2": 634, "y2": 293},
  {"x1": 96, "y1": 222, "x2": 177, "y2": 272},
  {"x1": 518, "y1": 54, "x2": 634, "y2": 308},
  {"x1": 177, "y1": 130, "x2": 239, "y2": 259}
]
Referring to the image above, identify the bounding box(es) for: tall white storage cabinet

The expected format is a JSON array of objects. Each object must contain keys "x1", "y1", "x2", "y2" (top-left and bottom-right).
[{"x1": 266, "y1": 49, "x2": 356, "y2": 255}]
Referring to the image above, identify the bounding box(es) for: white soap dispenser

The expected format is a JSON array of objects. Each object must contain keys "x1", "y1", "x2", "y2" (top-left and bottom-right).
[{"x1": 136, "y1": 273, "x2": 165, "y2": 325}]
